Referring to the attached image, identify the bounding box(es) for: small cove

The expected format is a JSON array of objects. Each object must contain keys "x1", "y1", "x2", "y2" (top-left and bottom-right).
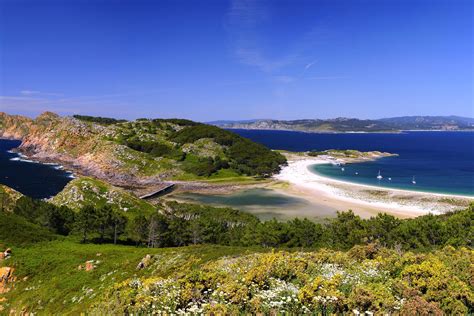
[{"x1": 0, "y1": 139, "x2": 73, "y2": 199}]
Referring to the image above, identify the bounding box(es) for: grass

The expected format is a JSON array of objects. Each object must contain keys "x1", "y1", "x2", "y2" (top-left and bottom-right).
[
  {"x1": 2, "y1": 239, "x2": 262, "y2": 314},
  {"x1": 0, "y1": 212, "x2": 57, "y2": 247},
  {"x1": 172, "y1": 167, "x2": 266, "y2": 184}
]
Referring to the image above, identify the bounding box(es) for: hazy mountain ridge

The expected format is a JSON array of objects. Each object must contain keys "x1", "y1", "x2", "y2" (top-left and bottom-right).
[{"x1": 212, "y1": 116, "x2": 474, "y2": 132}]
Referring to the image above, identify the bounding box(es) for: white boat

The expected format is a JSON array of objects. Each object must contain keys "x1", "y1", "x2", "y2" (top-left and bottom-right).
[
  {"x1": 341, "y1": 167, "x2": 345, "y2": 171},
  {"x1": 388, "y1": 177, "x2": 392, "y2": 181},
  {"x1": 412, "y1": 176, "x2": 416, "y2": 184},
  {"x1": 355, "y1": 172, "x2": 359, "y2": 175},
  {"x1": 377, "y1": 170, "x2": 383, "y2": 180}
]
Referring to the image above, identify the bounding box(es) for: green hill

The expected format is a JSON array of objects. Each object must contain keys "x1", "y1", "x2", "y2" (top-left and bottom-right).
[
  {"x1": 0, "y1": 184, "x2": 472, "y2": 314},
  {"x1": 0, "y1": 112, "x2": 286, "y2": 187},
  {"x1": 49, "y1": 177, "x2": 155, "y2": 214}
]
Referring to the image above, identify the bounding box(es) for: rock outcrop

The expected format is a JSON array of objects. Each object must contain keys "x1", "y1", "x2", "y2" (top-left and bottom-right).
[
  {"x1": 0, "y1": 112, "x2": 171, "y2": 187},
  {"x1": 0, "y1": 267, "x2": 15, "y2": 294},
  {"x1": 0, "y1": 185, "x2": 23, "y2": 212},
  {"x1": 0, "y1": 248, "x2": 11, "y2": 260}
]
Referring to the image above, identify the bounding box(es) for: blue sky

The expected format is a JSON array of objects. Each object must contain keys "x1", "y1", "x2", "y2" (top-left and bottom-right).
[{"x1": 0, "y1": 0, "x2": 472, "y2": 121}]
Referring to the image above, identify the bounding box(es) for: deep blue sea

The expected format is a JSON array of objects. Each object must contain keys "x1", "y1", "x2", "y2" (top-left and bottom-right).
[
  {"x1": 0, "y1": 139, "x2": 73, "y2": 199},
  {"x1": 232, "y1": 130, "x2": 474, "y2": 196}
]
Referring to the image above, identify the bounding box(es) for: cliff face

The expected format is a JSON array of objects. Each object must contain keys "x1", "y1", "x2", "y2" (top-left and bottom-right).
[
  {"x1": 0, "y1": 113, "x2": 34, "y2": 139},
  {"x1": 0, "y1": 112, "x2": 172, "y2": 187}
]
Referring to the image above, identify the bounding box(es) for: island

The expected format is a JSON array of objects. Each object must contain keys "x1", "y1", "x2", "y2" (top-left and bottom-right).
[{"x1": 212, "y1": 116, "x2": 474, "y2": 133}]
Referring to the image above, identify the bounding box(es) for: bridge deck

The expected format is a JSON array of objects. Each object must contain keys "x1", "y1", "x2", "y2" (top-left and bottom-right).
[{"x1": 139, "y1": 183, "x2": 175, "y2": 199}]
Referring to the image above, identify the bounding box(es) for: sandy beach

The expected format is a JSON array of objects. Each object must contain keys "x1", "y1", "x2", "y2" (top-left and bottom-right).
[{"x1": 274, "y1": 155, "x2": 474, "y2": 218}]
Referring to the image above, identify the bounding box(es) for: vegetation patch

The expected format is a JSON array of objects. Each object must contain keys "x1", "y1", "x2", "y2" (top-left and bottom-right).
[
  {"x1": 73, "y1": 115, "x2": 127, "y2": 125},
  {"x1": 171, "y1": 125, "x2": 287, "y2": 176},
  {"x1": 94, "y1": 245, "x2": 473, "y2": 314}
]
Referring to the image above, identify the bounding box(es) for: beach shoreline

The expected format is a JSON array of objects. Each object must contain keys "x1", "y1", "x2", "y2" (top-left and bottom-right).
[{"x1": 274, "y1": 155, "x2": 473, "y2": 218}]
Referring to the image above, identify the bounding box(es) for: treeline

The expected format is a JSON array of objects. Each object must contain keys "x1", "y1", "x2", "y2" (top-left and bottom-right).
[
  {"x1": 11, "y1": 197, "x2": 126, "y2": 244},
  {"x1": 9, "y1": 195, "x2": 473, "y2": 251},
  {"x1": 170, "y1": 125, "x2": 287, "y2": 176},
  {"x1": 128, "y1": 203, "x2": 473, "y2": 250},
  {"x1": 73, "y1": 115, "x2": 127, "y2": 125}
]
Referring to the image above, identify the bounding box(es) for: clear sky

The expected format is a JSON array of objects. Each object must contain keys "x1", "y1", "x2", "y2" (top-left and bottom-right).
[{"x1": 0, "y1": 0, "x2": 472, "y2": 121}]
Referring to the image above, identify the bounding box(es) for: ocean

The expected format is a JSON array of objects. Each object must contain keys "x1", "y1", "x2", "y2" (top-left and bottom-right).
[
  {"x1": 0, "y1": 139, "x2": 73, "y2": 199},
  {"x1": 2, "y1": 131, "x2": 473, "y2": 200},
  {"x1": 232, "y1": 130, "x2": 474, "y2": 197}
]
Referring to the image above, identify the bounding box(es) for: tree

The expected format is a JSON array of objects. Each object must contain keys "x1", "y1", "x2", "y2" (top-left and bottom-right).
[
  {"x1": 366, "y1": 213, "x2": 401, "y2": 246},
  {"x1": 96, "y1": 205, "x2": 114, "y2": 242},
  {"x1": 46, "y1": 205, "x2": 75, "y2": 235},
  {"x1": 110, "y1": 210, "x2": 127, "y2": 244},
  {"x1": 75, "y1": 205, "x2": 99, "y2": 243},
  {"x1": 327, "y1": 211, "x2": 367, "y2": 249},
  {"x1": 286, "y1": 218, "x2": 323, "y2": 247},
  {"x1": 130, "y1": 215, "x2": 149, "y2": 246}
]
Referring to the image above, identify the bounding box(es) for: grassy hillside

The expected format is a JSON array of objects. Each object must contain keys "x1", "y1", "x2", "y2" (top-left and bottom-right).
[
  {"x1": 0, "y1": 241, "x2": 254, "y2": 314},
  {"x1": 0, "y1": 212, "x2": 57, "y2": 246},
  {"x1": 1, "y1": 240, "x2": 472, "y2": 314},
  {"x1": 1, "y1": 185, "x2": 472, "y2": 314},
  {"x1": 49, "y1": 177, "x2": 155, "y2": 214}
]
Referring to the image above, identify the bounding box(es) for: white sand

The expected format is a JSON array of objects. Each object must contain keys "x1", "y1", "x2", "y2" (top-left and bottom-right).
[{"x1": 274, "y1": 157, "x2": 473, "y2": 218}]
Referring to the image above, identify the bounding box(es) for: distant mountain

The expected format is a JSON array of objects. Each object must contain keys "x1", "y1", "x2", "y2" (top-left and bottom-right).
[
  {"x1": 378, "y1": 116, "x2": 474, "y2": 130},
  {"x1": 212, "y1": 116, "x2": 474, "y2": 132},
  {"x1": 206, "y1": 119, "x2": 262, "y2": 125}
]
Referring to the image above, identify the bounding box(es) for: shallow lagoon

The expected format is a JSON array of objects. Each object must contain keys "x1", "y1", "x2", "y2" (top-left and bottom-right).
[{"x1": 170, "y1": 188, "x2": 338, "y2": 221}]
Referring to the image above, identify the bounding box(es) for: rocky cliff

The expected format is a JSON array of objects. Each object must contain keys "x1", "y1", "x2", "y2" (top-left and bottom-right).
[
  {"x1": 0, "y1": 112, "x2": 179, "y2": 187},
  {"x1": 0, "y1": 112, "x2": 286, "y2": 189}
]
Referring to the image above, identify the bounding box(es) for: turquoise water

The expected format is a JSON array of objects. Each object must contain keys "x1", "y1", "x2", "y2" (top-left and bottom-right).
[
  {"x1": 232, "y1": 130, "x2": 474, "y2": 196},
  {"x1": 311, "y1": 159, "x2": 473, "y2": 196}
]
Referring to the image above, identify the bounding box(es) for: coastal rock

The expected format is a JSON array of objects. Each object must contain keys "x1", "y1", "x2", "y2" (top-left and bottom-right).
[
  {"x1": 85, "y1": 261, "x2": 95, "y2": 272},
  {"x1": 49, "y1": 177, "x2": 156, "y2": 212},
  {"x1": 0, "y1": 112, "x2": 168, "y2": 188},
  {"x1": 78, "y1": 260, "x2": 99, "y2": 272},
  {"x1": 136, "y1": 254, "x2": 153, "y2": 270},
  {"x1": 0, "y1": 267, "x2": 15, "y2": 294},
  {"x1": 0, "y1": 248, "x2": 12, "y2": 260}
]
